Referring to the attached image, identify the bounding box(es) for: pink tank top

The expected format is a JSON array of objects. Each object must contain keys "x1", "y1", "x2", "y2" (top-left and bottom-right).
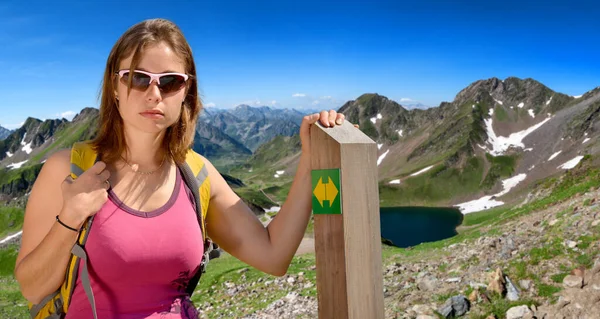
[{"x1": 65, "y1": 167, "x2": 204, "y2": 319}]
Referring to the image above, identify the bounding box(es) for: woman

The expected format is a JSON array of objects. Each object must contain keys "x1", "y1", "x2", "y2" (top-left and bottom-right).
[{"x1": 14, "y1": 18, "x2": 345, "y2": 318}]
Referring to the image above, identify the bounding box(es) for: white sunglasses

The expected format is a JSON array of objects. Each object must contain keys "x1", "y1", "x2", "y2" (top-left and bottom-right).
[{"x1": 116, "y1": 69, "x2": 190, "y2": 93}]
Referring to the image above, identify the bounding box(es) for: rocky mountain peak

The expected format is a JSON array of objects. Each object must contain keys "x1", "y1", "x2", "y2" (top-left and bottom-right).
[
  {"x1": 72, "y1": 107, "x2": 99, "y2": 123},
  {"x1": 231, "y1": 104, "x2": 269, "y2": 122},
  {"x1": 21, "y1": 117, "x2": 43, "y2": 131},
  {"x1": 340, "y1": 93, "x2": 407, "y2": 120},
  {"x1": 453, "y1": 77, "x2": 560, "y2": 109}
]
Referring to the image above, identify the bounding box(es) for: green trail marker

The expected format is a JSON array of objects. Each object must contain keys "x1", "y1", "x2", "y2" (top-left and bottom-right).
[{"x1": 311, "y1": 168, "x2": 342, "y2": 215}]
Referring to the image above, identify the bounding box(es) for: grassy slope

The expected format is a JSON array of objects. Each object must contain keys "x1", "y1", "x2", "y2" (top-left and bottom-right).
[
  {"x1": 0, "y1": 207, "x2": 24, "y2": 239},
  {"x1": 379, "y1": 157, "x2": 484, "y2": 207},
  {"x1": 0, "y1": 244, "x2": 28, "y2": 318},
  {"x1": 0, "y1": 164, "x2": 43, "y2": 192},
  {"x1": 481, "y1": 154, "x2": 518, "y2": 189}
]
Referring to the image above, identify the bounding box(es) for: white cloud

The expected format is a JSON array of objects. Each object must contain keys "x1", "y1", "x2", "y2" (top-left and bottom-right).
[
  {"x1": 57, "y1": 111, "x2": 76, "y2": 120},
  {"x1": 312, "y1": 100, "x2": 320, "y2": 105},
  {"x1": 271, "y1": 100, "x2": 277, "y2": 106},
  {"x1": 400, "y1": 98, "x2": 414, "y2": 102},
  {"x1": 3, "y1": 122, "x2": 24, "y2": 129},
  {"x1": 292, "y1": 93, "x2": 306, "y2": 97},
  {"x1": 238, "y1": 99, "x2": 262, "y2": 106},
  {"x1": 205, "y1": 102, "x2": 216, "y2": 108}
]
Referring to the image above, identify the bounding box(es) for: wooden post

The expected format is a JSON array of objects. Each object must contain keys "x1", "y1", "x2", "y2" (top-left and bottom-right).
[{"x1": 310, "y1": 120, "x2": 384, "y2": 319}]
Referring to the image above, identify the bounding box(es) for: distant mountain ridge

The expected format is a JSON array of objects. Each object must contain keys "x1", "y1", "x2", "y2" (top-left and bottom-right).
[
  {"x1": 0, "y1": 126, "x2": 11, "y2": 140},
  {"x1": 201, "y1": 105, "x2": 306, "y2": 151}
]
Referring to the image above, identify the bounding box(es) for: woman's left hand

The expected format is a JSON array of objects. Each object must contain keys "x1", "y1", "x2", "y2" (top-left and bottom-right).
[{"x1": 299, "y1": 110, "x2": 345, "y2": 157}]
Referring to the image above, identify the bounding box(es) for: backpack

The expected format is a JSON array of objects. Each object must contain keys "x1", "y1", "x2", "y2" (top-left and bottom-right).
[{"x1": 28, "y1": 141, "x2": 218, "y2": 319}]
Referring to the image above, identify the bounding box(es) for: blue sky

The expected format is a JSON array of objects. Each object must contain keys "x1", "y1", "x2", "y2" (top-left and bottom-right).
[{"x1": 1, "y1": 0, "x2": 599, "y2": 129}]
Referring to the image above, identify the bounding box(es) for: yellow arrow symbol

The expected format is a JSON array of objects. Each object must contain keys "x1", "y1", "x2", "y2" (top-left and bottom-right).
[
  {"x1": 312, "y1": 176, "x2": 339, "y2": 208},
  {"x1": 326, "y1": 177, "x2": 339, "y2": 204},
  {"x1": 313, "y1": 177, "x2": 326, "y2": 208}
]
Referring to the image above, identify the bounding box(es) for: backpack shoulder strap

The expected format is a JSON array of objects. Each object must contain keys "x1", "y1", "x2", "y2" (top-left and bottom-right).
[
  {"x1": 181, "y1": 149, "x2": 211, "y2": 241},
  {"x1": 70, "y1": 141, "x2": 98, "y2": 179},
  {"x1": 181, "y1": 149, "x2": 214, "y2": 296},
  {"x1": 63, "y1": 141, "x2": 99, "y2": 318}
]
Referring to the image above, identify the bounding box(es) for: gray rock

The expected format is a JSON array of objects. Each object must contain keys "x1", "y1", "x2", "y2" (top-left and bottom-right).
[
  {"x1": 563, "y1": 275, "x2": 584, "y2": 288},
  {"x1": 501, "y1": 236, "x2": 516, "y2": 258},
  {"x1": 469, "y1": 282, "x2": 488, "y2": 289},
  {"x1": 224, "y1": 281, "x2": 236, "y2": 288},
  {"x1": 418, "y1": 276, "x2": 438, "y2": 291},
  {"x1": 445, "y1": 277, "x2": 461, "y2": 283},
  {"x1": 506, "y1": 305, "x2": 533, "y2": 319},
  {"x1": 411, "y1": 304, "x2": 435, "y2": 315},
  {"x1": 555, "y1": 296, "x2": 571, "y2": 309},
  {"x1": 226, "y1": 287, "x2": 238, "y2": 296},
  {"x1": 284, "y1": 292, "x2": 298, "y2": 302},
  {"x1": 591, "y1": 277, "x2": 600, "y2": 290},
  {"x1": 505, "y1": 275, "x2": 520, "y2": 301},
  {"x1": 565, "y1": 240, "x2": 578, "y2": 248},
  {"x1": 519, "y1": 279, "x2": 532, "y2": 290},
  {"x1": 437, "y1": 295, "x2": 470, "y2": 318}
]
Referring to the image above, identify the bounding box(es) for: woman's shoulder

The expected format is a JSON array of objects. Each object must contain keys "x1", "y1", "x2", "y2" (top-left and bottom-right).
[
  {"x1": 44, "y1": 148, "x2": 72, "y2": 171},
  {"x1": 29, "y1": 148, "x2": 71, "y2": 198}
]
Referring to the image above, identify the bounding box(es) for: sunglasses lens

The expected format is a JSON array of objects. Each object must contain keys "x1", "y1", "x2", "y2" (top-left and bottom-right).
[
  {"x1": 121, "y1": 71, "x2": 151, "y2": 90},
  {"x1": 158, "y1": 75, "x2": 186, "y2": 93}
]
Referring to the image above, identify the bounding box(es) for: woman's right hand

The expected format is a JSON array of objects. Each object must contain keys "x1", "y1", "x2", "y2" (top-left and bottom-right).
[{"x1": 59, "y1": 161, "x2": 111, "y2": 229}]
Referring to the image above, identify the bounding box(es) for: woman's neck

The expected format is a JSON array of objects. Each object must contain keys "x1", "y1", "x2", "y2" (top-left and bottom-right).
[{"x1": 120, "y1": 129, "x2": 168, "y2": 171}]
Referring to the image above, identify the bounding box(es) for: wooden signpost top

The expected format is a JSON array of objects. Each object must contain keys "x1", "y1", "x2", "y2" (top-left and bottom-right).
[{"x1": 310, "y1": 120, "x2": 384, "y2": 319}]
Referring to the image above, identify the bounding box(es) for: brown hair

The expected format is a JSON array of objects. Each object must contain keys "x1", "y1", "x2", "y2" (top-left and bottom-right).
[{"x1": 91, "y1": 18, "x2": 201, "y2": 165}]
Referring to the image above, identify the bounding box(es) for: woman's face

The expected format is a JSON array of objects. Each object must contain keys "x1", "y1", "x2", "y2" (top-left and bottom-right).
[{"x1": 115, "y1": 41, "x2": 188, "y2": 135}]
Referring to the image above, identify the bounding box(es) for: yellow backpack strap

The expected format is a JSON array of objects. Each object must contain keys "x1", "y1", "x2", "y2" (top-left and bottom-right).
[
  {"x1": 181, "y1": 149, "x2": 214, "y2": 296},
  {"x1": 181, "y1": 149, "x2": 210, "y2": 241},
  {"x1": 64, "y1": 142, "x2": 99, "y2": 318}
]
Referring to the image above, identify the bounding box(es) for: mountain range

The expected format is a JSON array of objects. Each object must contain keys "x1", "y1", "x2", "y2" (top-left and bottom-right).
[
  {"x1": 346, "y1": 78, "x2": 599, "y2": 210},
  {"x1": 1, "y1": 77, "x2": 599, "y2": 214},
  {"x1": 226, "y1": 77, "x2": 600, "y2": 212}
]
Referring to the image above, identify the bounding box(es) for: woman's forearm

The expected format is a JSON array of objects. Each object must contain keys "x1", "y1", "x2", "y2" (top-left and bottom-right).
[
  {"x1": 266, "y1": 155, "x2": 313, "y2": 274},
  {"x1": 15, "y1": 208, "x2": 81, "y2": 305}
]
